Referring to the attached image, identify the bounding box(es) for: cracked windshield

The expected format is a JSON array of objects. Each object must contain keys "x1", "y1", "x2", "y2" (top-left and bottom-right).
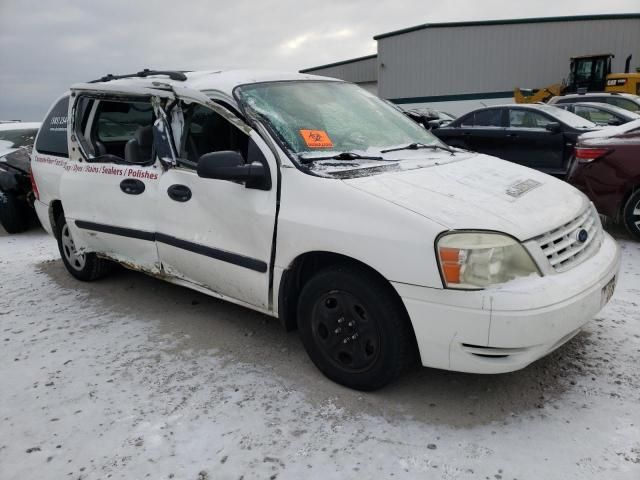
[{"x1": 237, "y1": 81, "x2": 444, "y2": 172}]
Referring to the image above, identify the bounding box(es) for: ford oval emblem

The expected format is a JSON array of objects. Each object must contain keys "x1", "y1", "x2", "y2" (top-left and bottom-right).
[{"x1": 577, "y1": 229, "x2": 589, "y2": 243}]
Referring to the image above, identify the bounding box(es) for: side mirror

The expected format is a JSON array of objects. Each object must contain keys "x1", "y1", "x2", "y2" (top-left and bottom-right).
[
  {"x1": 607, "y1": 119, "x2": 623, "y2": 126},
  {"x1": 197, "y1": 150, "x2": 266, "y2": 187},
  {"x1": 545, "y1": 122, "x2": 562, "y2": 133},
  {"x1": 427, "y1": 119, "x2": 441, "y2": 130}
]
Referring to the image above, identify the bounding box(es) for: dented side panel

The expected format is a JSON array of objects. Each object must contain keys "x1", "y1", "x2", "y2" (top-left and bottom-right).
[{"x1": 60, "y1": 91, "x2": 169, "y2": 273}]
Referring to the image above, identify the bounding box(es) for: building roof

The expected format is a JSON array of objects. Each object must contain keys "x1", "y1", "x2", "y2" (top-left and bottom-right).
[
  {"x1": 299, "y1": 54, "x2": 377, "y2": 73},
  {"x1": 373, "y1": 13, "x2": 640, "y2": 40}
]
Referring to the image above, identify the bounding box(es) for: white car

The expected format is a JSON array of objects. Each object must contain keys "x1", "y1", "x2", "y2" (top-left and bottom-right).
[
  {"x1": 547, "y1": 92, "x2": 640, "y2": 113},
  {"x1": 31, "y1": 69, "x2": 620, "y2": 390}
]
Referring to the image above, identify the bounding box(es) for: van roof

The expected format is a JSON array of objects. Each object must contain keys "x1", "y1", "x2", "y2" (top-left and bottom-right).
[{"x1": 81, "y1": 69, "x2": 341, "y2": 97}]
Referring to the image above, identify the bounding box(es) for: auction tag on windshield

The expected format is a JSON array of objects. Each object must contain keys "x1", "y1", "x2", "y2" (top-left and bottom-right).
[{"x1": 300, "y1": 129, "x2": 333, "y2": 148}]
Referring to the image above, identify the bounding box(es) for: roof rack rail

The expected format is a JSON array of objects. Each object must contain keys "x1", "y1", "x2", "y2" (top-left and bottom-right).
[{"x1": 89, "y1": 69, "x2": 188, "y2": 84}]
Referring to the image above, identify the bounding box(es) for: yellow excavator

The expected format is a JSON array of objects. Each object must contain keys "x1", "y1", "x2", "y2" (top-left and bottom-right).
[{"x1": 514, "y1": 53, "x2": 640, "y2": 104}]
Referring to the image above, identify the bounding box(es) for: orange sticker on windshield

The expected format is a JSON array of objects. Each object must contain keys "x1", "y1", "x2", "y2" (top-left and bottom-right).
[{"x1": 300, "y1": 129, "x2": 333, "y2": 148}]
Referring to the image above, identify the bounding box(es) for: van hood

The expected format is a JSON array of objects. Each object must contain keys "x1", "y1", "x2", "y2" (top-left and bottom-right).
[{"x1": 342, "y1": 153, "x2": 587, "y2": 240}]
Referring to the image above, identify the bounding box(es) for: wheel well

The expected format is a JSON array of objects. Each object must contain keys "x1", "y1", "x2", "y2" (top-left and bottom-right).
[
  {"x1": 50, "y1": 200, "x2": 64, "y2": 233},
  {"x1": 278, "y1": 252, "x2": 414, "y2": 339}
]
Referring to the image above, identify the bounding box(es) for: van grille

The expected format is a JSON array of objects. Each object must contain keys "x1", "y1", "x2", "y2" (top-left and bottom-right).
[{"x1": 534, "y1": 205, "x2": 603, "y2": 273}]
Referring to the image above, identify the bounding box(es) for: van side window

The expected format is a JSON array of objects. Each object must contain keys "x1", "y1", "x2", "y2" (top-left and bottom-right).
[
  {"x1": 94, "y1": 101, "x2": 154, "y2": 162},
  {"x1": 35, "y1": 96, "x2": 70, "y2": 157},
  {"x1": 181, "y1": 104, "x2": 249, "y2": 166}
]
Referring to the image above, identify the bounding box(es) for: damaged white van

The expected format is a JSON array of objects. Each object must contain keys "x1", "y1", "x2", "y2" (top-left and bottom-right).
[{"x1": 31, "y1": 69, "x2": 620, "y2": 390}]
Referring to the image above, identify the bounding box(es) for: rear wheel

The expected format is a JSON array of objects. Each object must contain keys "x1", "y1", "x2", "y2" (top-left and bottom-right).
[
  {"x1": 623, "y1": 190, "x2": 640, "y2": 241},
  {"x1": 56, "y1": 213, "x2": 113, "y2": 281},
  {"x1": 0, "y1": 190, "x2": 29, "y2": 234},
  {"x1": 297, "y1": 264, "x2": 412, "y2": 391}
]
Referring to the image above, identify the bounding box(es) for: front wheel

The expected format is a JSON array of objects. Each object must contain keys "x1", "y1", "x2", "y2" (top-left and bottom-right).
[
  {"x1": 56, "y1": 213, "x2": 113, "y2": 281},
  {"x1": 622, "y1": 190, "x2": 640, "y2": 241},
  {"x1": 297, "y1": 264, "x2": 413, "y2": 391}
]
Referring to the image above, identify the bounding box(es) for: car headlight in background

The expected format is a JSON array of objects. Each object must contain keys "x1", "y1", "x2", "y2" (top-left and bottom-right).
[{"x1": 437, "y1": 232, "x2": 540, "y2": 290}]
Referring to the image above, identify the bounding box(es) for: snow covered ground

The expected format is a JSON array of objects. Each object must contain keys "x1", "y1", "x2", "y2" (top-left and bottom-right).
[{"x1": 1, "y1": 226, "x2": 639, "y2": 480}]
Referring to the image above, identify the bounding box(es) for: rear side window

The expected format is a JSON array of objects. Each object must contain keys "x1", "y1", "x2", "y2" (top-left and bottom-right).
[
  {"x1": 75, "y1": 99, "x2": 156, "y2": 163},
  {"x1": 605, "y1": 97, "x2": 639, "y2": 112},
  {"x1": 96, "y1": 101, "x2": 154, "y2": 142},
  {"x1": 35, "y1": 96, "x2": 69, "y2": 157},
  {"x1": 459, "y1": 113, "x2": 474, "y2": 127},
  {"x1": 474, "y1": 109, "x2": 503, "y2": 127},
  {"x1": 573, "y1": 106, "x2": 618, "y2": 125},
  {"x1": 458, "y1": 109, "x2": 503, "y2": 127}
]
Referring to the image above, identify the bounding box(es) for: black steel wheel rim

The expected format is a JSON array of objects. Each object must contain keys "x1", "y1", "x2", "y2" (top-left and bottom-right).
[
  {"x1": 310, "y1": 289, "x2": 381, "y2": 373},
  {"x1": 631, "y1": 197, "x2": 640, "y2": 233}
]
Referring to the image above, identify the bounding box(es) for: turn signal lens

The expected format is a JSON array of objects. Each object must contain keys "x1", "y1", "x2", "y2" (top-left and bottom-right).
[
  {"x1": 575, "y1": 147, "x2": 610, "y2": 163},
  {"x1": 439, "y1": 247, "x2": 462, "y2": 284}
]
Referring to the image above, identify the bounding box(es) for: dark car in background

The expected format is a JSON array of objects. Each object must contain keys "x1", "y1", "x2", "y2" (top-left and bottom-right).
[
  {"x1": 568, "y1": 120, "x2": 640, "y2": 240},
  {"x1": 555, "y1": 102, "x2": 640, "y2": 126},
  {"x1": 0, "y1": 122, "x2": 40, "y2": 233},
  {"x1": 432, "y1": 104, "x2": 597, "y2": 175}
]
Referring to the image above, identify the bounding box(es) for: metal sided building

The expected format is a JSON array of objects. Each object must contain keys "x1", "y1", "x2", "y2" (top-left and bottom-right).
[
  {"x1": 300, "y1": 14, "x2": 640, "y2": 115},
  {"x1": 299, "y1": 54, "x2": 379, "y2": 95}
]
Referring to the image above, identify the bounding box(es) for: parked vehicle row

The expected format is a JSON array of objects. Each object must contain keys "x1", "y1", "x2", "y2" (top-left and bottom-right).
[
  {"x1": 431, "y1": 103, "x2": 597, "y2": 175},
  {"x1": 413, "y1": 97, "x2": 640, "y2": 240},
  {"x1": 29, "y1": 69, "x2": 620, "y2": 390}
]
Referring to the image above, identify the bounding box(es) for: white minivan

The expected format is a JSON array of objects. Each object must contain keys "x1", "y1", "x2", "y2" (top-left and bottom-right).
[{"x1": 31, "y1": 69, "x2": 620, "y2": 390}]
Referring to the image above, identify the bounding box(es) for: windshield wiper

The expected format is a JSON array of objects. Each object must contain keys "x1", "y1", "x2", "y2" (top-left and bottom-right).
[
  {"x1": 299, "y1": 151, "x2": 385, "y2": 164},
  {"x1": 380, "y1": 142, "x2": 456, "y2": 155}
]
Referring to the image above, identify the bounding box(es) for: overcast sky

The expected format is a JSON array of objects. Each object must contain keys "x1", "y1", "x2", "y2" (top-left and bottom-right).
[{"x1": 1, "y1": 0, "x2": 638, "y2": 120}]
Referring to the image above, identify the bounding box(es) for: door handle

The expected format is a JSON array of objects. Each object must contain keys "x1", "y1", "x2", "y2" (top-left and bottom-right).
[
  {"x1": 506, "y1": 133, "x2": 518, "y2": 138},
  {"x1": 120, "y1": 178, "x2": 145, "y2": 195},
  {"x1": 167, "y1": 184, "x2": 192, "y2": 202}
]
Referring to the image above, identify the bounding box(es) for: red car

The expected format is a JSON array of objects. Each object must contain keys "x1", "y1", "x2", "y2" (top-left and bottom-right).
[{"x1": 568, "y1": 120, "x2": 640, "y2": 240}]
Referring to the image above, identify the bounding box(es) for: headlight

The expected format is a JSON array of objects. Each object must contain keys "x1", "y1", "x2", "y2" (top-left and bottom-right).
[{"x1": 436, "y1": 232, "x2": 540, "y2": 290}]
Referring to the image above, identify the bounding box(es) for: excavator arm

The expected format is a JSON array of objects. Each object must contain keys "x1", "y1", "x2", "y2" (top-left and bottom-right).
[{"x1": 513, "y1": 84, "x2": 564, "y2": 104}]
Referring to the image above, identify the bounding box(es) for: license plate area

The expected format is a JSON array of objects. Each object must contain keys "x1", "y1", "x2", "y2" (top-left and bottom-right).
[{"x1": 601, "y1": 275, "x2": 616, "y2": 306}]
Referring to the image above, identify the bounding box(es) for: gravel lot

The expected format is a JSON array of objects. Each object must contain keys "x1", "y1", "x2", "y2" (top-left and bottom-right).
[{"x1": 1, "y1": 226, "x2": 639, "y2": 480}]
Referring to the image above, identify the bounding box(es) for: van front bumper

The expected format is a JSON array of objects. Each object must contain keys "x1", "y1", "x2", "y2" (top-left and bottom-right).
[{"x1": 393, "y1": 232, "x2": 621, "y2": 374}]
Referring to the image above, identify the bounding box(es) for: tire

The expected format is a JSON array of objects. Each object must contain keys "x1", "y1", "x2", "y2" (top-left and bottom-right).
[
  {"x1": 0, "y1": 190, "x2": 29, "y2": 233},
  {"x1": 622, "y1": 189, "x2": 640, "y2": 241},
  {"x1": 297, "y1": 264, "x2": 413, "y2": 391},
  {"x1": 55, "y1": 213, "x2": 113, "y2": 281}
]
